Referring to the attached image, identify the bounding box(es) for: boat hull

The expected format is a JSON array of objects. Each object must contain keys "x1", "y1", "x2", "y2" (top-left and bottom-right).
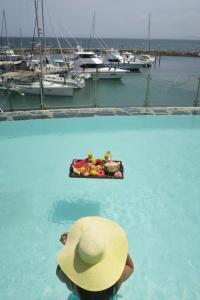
[
  {"x1": 82, "y1": 68, "x2": 128, "y2": 79},
  {"x1": 19, "y1": 85, "x2": 73, "y2": 96},
  {"x1": 44, "y1": 74, "x2": 85, "y2": 89},
  {"x1": 16, "y1": 81, "x2": 74, "y2": 96},
  {"x1": 104, "y1": 62, "x2": 143, "y2": 71},
  {"x1": 91, "y1": 73, "x2": 121, "y2": 79}
]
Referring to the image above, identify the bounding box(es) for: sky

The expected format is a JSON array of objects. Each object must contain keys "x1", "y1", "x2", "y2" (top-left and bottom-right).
[{"x1": 1, "y1": 0, "x2": 200, "y2": 39}]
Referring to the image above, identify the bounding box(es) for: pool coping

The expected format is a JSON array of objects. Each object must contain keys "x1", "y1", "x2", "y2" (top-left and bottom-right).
[{"x1": 0, "y1": 107, "x2": 200, "y2": 121}]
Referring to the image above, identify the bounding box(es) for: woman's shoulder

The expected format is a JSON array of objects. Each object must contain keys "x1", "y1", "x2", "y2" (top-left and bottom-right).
[
  {"x1": 56, "y1": 265, "x2": 72, "y2": 286},
  {"x1": 56, "y1": 265, "x2": 79, "y2": 294}
]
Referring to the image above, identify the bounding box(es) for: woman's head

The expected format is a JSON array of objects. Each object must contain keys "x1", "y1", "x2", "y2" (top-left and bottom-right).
[{"x1": 57, "y1": 216, "x2": 128, "y2": 292}]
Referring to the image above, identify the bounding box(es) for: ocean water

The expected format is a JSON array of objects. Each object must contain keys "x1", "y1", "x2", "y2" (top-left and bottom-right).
[
  {"x1": 2, "y1": 37, "x2": 200, "y2": 51},
  {"x1": 0, "y1": 116, "x2": 200, "y2": 300}
]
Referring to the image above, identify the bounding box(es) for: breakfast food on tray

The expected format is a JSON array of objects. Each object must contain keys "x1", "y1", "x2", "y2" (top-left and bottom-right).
[{"x1": 69, "y1": 151, "x2": 123, "y2": 179}]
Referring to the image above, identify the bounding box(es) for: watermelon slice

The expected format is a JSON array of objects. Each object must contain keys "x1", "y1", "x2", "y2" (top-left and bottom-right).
[{"x1": 73, "y1": 159, "x2": 88, "y2": 169}]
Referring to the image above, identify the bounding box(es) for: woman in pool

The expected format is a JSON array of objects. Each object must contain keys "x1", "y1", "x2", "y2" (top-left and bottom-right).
[{"x1": 56, "y1": 216, "x2": 134, "y2": 300}]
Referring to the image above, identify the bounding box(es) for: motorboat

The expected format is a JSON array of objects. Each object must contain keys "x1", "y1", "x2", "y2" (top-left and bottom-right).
[
  {"x1": 71, "y1": 47, "x2": 129, "y2": 79},
  {"x1": 0, "y1": 11, "x2": 22, "y2": 62},
  {"x1": 122, "y1": 51, "x2": 136, "y2": 62},
  {"x1": 136, "y1": 54, "x2": 155, "y2": 67},
  {"x1": 0, "y1": 47, "x2": 22, "y2": 62},
  {"x1": 122, "y1": 52, "x2": 155, "y2": 67},
  {"x1": 102, "y1": 49, "x2": 144, "y2": 71}
]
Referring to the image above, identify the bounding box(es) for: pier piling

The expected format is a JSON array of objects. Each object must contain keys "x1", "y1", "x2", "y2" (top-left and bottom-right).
[{"x1": 193, "y1": 78, "x2": 200, "y2": 107}]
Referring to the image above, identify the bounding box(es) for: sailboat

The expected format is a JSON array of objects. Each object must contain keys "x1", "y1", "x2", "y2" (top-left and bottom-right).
[
  {"x1": 12, "y1": 80, "x2": 74, "y2": 96},
  {"x1": 0, "y1": 70, "x2": 73, "y2": 96},
  {"x1": 1, "y1": 1, "x2": 87, "y2": 97},
  {"x1": 122, "y1": 13, "x2": 155, "y2": 68},
  {"x1": 137, "y1": 12, "x2": 155, "y2": 67},
  {"x1": 13, "y1": 0, "x2": 79, "y2": 97},
  {"x1": 0, "y1": 11, "x2": 22, "y2": 62},
  {"x1": 43, "y1": 73, "x2": 85, "y2": 88}
]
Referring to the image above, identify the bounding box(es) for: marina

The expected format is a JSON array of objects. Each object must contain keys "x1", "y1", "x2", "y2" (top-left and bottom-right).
[
  {"x1": 0, "y1": 3, "x2": 200, "y2": 112},
  {"x1": 0, "y1": 55, "x2": 200, "y2": 112}
]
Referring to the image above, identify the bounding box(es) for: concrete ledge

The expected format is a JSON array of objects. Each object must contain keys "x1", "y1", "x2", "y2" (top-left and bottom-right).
[{"x1": 0, "y1": 107, "x2": 200, "y2": 121}]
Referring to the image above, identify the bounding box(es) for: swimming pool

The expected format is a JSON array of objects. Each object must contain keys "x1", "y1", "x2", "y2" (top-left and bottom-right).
[{"x1": 0, "y1": 116, "x2": 200, "y2": 300}]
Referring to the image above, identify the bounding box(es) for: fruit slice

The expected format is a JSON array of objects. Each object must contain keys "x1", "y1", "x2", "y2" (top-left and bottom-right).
[{"x1": 73, "y1": 159, "x2": 88, "y2": 169}]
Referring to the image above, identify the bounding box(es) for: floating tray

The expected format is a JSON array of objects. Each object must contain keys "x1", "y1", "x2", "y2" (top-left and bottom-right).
[{"x1": 69, "y1": 159, "x2": 124, "y2": 179}]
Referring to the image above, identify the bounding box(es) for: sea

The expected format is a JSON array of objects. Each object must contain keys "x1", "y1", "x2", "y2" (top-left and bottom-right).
[
  {"x1": 0, "y1": 37, "x2": 200, "y2": 111},
  {"x1": 2, "y1": 37, "x2": 200, "y2": 51}
]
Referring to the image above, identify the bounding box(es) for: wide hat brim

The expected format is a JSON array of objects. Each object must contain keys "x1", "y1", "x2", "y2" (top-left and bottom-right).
[{"x1": 58, "y1": 216, "x2": 128, "y2": 291}]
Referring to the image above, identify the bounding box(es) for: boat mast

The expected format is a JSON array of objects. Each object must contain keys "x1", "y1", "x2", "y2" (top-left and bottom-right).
[
  {"x1": 2, "y1": 10, "x2": 10, "y2": 49},
  {"x1": 41, "y1": 0, "x2": 46, "y2": 59},
  {"x1": 88, "y1": 11, "x2": 95, "y2": 49},
  {"x1": 1, "y1": 13, "x2": 4, "y2": 47},
  {"x1": 147, "y1": 12, "x2": 151, "y2": 52},
  {"x1": 34, "y1": 0, "x2": 44, "y2": 109},
  {"x1": 20, "y1": 28, "x2": 23, "y2": 57}
]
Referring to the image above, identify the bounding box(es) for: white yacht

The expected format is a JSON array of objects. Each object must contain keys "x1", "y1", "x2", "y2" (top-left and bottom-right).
[
  {"x1": 0, "y1": 47, "x2": 22, "y2": 62},
  {"x1": 71, "y1": 48, "x2": 129, "y2": 79},
  {"x1": 122, "y1": 52, "x2": 155, "y2": 67},
  {"x1": 136, "y1": 54, "x2": 155, "y2": 67},
  {"x1": 102, "y1": 49, "x2": 144, "y2": 71}
]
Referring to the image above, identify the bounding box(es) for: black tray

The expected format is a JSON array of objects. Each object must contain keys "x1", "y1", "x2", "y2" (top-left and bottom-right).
[{"x1": 69, "y1": 159, "x2": 124, "y2": 179}]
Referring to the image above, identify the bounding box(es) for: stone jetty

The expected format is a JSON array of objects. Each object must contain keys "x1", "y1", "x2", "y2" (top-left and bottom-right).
[{"x1": 13, "y1": 48, "x2": 200, "y2": 57}]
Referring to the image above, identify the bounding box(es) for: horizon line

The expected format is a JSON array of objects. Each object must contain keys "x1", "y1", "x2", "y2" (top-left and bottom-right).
[{"x1": 2, "y1": 36, "x2": 200, "y2": 41}]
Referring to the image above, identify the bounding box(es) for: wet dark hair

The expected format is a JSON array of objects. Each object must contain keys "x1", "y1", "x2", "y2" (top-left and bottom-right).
[
  {"x1": 76, "y1": 283, "x2": 119, "y2": 300},
  {"x1": 56, "y1": 264, "x2": 118, "y2": 300}
]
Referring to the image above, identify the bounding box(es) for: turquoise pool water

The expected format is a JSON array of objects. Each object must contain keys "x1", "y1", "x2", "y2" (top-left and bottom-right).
[{"x1": 0, "y1": 116, "x2": 200, "y2": 300}]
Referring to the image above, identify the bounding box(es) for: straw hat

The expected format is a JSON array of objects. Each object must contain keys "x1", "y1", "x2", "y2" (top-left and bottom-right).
[{"x1": 58, "y1": 216, "x2": 128, "y2": 291}]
